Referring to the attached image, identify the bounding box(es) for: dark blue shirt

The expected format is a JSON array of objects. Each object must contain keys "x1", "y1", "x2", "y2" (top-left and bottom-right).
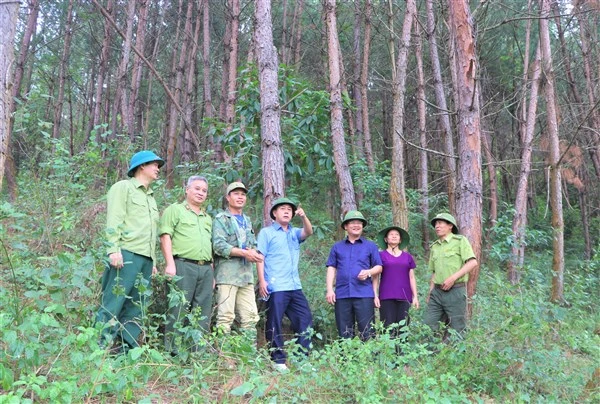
[{"x1": 326, "y1": 237, "x2": 382, "y2": 299}]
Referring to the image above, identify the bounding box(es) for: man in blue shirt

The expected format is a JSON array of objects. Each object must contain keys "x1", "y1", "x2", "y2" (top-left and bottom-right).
[
  {"x1": 257, "y1": 198, "x2": 313, "y2": 371},
  {"x1": 326, "y1": 211, "x2": 382, "y2": 341}
]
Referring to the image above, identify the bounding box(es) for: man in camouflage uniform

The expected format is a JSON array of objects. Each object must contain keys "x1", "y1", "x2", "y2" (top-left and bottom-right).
[
  {"x1": 212, "y1": 182, "x2": 263, "y2": 337},
  {"x1": 424, "y1": 213, "x2": 478, "y2": 337}
]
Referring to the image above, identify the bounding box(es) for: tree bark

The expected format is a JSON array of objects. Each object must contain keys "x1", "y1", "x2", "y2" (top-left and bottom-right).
[
  {"x1": 91, "y1": 0, "x2": 113, "y2": 142},
  {"x1": 390, "y1": 0, "x2": 416, "y2": 230},
  {"x1": 224, "y1": 0, "x2": 240, "y2": 160},
  {"x1": 0, "y1": 0, "x2": 20, "y2": 192},
  {"x1": 361, "y1": 0, "x2": 375, "y2": 173},
  {"x1": 352, "y1": 1, "x2": 364, "y2": 162},
  {"x1": 165, "y1": 0, "x2": 193, "y2": 187},
  {"x1": 128, "y1": 0, "x2": 149, "y2": 141},
  {"x1": 426, "y1": 0, "x2": 456, "y2": 213},
  {"x1": 324, "y1": 0, "x2": 357, "y2": 214},
  {"x1": 415, "y1": 19, "x2": 430, "y2": 256},
  {"x1": 539, "y1": 0, "x2": 565, "y2": 304},
  {"x1": 447, "y1": 0, "x2": 483, "y2": 315},
  {"x1": 291, "y1": 0, "x2": 304, "y2": 66},
  {"x1": 256, "y1": 0, "x2": 285, "y2": 226},
  {"x1": 52, "y1": 0, "x2": 75, "y2": 140},
  {"x1": 202, "y1": 0, "x2": 215, "y2": 151},
  {"x1": 509, "y1": 46, "x2": 542, "y2": 285}
]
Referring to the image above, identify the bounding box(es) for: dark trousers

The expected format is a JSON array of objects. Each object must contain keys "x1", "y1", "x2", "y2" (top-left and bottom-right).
[
  {"x1": 380, "y1": 299, "x2": 411, "y2": 338},
  {"x1": 424, "y1": 287, "x2": 467, "y2": 335},
  {"x1": 334, "y1": 297, "x2": 374, "y2": 341},
  {"x1": 165, "y1": 260, "x2": 214, "y2": 352},
  {"x1": 265, "y1": 290, "x2": 313, "y2": 364},
  {"x1": 96, "y1": 250, "x2": 153, "y2": 347}
]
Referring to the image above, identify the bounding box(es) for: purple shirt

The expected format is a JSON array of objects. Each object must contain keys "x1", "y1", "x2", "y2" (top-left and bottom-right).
[
  {"x1": 379, "y1": 250, "x2": 416, "y2": 301},
  {"x1": 326, "y1": 237, "x2": 382, "y2": 299}
]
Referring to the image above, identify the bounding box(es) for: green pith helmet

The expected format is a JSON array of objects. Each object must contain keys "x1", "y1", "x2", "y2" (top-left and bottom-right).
[
  {"x1": 226, "y1": 181, "x2": 247, "y2": 195},
  {"x1": 430, "y1": 212, "x2": 459, "y2": 234},
  {"x1": 127, "y1": 150, "x2": 164, "y2": 177},
  {"x1": 270, "y1": 197, "x2": 297, "y2": 220},
  {"x1": 341, "y1": 210, "x2": 368, "y2": 229},
  {"x1": 377, "y1": 226, "x2": 410, "y2": 250}
]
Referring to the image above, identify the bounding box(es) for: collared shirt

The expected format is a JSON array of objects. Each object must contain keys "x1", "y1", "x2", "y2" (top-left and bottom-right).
[
  {"x1": 212, "y1": 209, "x2": 257, "y2": 286},
  {"x1": 429, "y1": 234, "x2": 475, "y2": 284},
  {"x1": 257, "y1": 222, "x2": 304, "y2": 292},
  {"x1": 159, "y1": 201, "x2": 212, "y2": 261},
  {"x1": 326, "y1": 237, "x2": 382, "y2": 299},
  {"x1": 106, "y1": 178, "x2": 159, "y2": 262}
]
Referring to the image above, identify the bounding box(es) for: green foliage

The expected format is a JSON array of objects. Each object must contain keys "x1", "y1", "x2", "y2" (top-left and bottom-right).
[{"x1": 1, "y1": 144, "x2": 598, "y2": 403}]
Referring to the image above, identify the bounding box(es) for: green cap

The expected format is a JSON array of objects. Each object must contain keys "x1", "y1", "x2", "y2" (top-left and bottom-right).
[
  {"x1": 430, "y1": 213, "x2": 459, "y2": 234},
  {"x1": 270, "y1": 197, "x2": 297, "y2": 220},
  {"x1": 377, "y1": 226, "x2": 410, "y2": 250},
  {"x1": 341, "y1": 210, "x2": 368, "y2": 229},
  {"x1": 226, "y1": 182, "x2": 247, "y2": 195}
]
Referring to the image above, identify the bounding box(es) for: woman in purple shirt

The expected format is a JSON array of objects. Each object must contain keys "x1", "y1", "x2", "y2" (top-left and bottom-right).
[{"x1": 376, "y1": 226, "x2": 419, "y2": 339}]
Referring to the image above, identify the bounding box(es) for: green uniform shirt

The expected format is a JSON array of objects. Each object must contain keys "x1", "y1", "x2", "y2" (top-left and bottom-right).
[
  {"x1": 212, "y1": 210, "x2": 257, "y2": 286},
  {"x1": 159, "y1": 201, "x2": 212, "y2": 261},
  {"x1": 429, "y1": 234, "x2": 475, "y2": 284},
  {"x1": 106, "y1": 178, "x2": 159, "y2": 262}
]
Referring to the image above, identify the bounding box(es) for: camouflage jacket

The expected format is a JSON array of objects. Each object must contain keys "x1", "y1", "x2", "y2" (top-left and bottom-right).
[{"x1": 212, "y1": 209, "x2": 257, "y2": 286}]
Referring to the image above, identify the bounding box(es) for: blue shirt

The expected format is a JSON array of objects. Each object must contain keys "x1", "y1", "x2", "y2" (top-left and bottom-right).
[
  {"x1": 326, "y1": 237, "x2": 382, "y2": 299},
  {"x1": 257, "y1": 222, "x2": 304, "y2": 292}
]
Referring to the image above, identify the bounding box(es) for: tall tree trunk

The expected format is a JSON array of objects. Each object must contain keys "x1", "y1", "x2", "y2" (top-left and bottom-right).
[
  {"x1": 181, "y1": 0, "x2": 202, "y2": 163},
  {"x1": 165, "y1": 0, "x2": 193, "y2": 187},
  {"x1": 281, "y1": 0, "x2": 289, "y2": 66},
  {"x1": 291, "y1": 0, "x2": 304, "y2": 66},
  {"x1": 52, "y1": 0, "x2": 75, "y2": 140},
  {"x1": 447, "y1": 0, "x2": 483, "y2": 316},
  {"x1": 575, "y1": 2, "x2": 600, "y2": 179},
  {"x1": 224, "y1": 0, "x2": 240, "y2": 161},
  {"x1": 128, "y1": 0, "x2": 149, "y2": 141},
  {"x1": 324, "y1": 0, "x2": 357, "y2": 214},
  {"x1": 361, "y1": 0, "x2": 375, "y2": 173},
  {"x1": 390, "y1": 0, "x2": 416, "y2": 230},
  {"x1": 481, "y1": 128, "x2": 497, "y2": 227},
  {"x1": 202, "y1": 0, "x2": 215, "y2": 151},
  {"x1": 142, "y1": 3, "x2": 164, "y2": 140},
  {"x1": 256, "y1": 0, "x2": 285, "y2": 225},
  {"x1": 351, "y1": 1, "x2": 364, "y2": 161},
  {"x1": 426, "y1": 0, "x2": 456, "y2": 213},
  {"x1": 6, "y1": 0, "x2": 39, "y2": 199},
  {"x1": 91, "y1": 0, "x2": 113, "y2": 142},
  {"x1": 0, "y1": 0, "x2": 20, "y2": 192},
  {"x1": 509, "y1": 46, "x2": 542, "y2": 285},
  {"x1": 539, "y1": 0, "x2": 565, "y2": 304},
  {"x1": 110, "y1": 0, "x2": 136, "y2": 139},
  {"x1": 415, "y1": 19, "x2": 430, "y2": 256}
]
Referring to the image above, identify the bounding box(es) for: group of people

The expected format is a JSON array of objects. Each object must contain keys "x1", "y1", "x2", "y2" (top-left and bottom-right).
[{"x1": 96, "y1": 150, "x2": 478, "y2": 370}]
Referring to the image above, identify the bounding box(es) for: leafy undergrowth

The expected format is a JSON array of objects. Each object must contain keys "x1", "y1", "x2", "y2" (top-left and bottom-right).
[{"x1": 0, "y1": 243, "x2": 598, "y2": 403}]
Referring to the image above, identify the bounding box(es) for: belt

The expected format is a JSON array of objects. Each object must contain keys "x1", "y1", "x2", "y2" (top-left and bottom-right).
[
  {"x1": 434, "y1": 282, "x2": 466, "y2": 291},
  {"x1": 174, "y1": 256, "x2": 212, "y2": 266}
]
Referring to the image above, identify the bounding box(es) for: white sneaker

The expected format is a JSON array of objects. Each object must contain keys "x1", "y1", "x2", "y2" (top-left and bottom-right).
[{"x1": 273, "y1": 363, "x2": 289, "y2": 372}]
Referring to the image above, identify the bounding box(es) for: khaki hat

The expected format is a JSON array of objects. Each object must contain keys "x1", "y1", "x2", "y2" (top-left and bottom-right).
[
  {"x1": 377, "y1": 226, "x2": 410, "y2": 250},
  {"x1": 430, "y1": 213, "x2": 459, "y2": 234},
  {"x1": 226, "y1": 182, "x2": 247, "y2": 195},
  {"x1": 341, "y1": 210, "x2": 368, "y2": 229},
  {"x1": 270, "y1": 197, "x2": 297, "y2": 220}
]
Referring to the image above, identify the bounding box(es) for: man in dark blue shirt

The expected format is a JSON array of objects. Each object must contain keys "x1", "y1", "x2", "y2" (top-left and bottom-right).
[{"x1": 326, "y1": 211, "x2": 382, "y2": 340}]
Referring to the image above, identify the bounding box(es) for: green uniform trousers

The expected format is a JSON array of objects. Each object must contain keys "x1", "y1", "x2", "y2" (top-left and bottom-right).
[
  {"x1": 96, "y1": 250, "x2": 153, "y2": 347},
  {"x1": 424, "y1": 285, "x2": 467, "y2": 335},
  {"x1": 164, "y1": 260, "x2": 214, "y2": 352}
]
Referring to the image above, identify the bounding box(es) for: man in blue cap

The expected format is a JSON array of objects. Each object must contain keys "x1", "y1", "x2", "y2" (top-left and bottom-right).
[
  {"x1": 256, "y1": 197, "x2": 313, "y2": 372},
  {"x1": 96, "y1": 150, "x2": 164, "y2": 354}
]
